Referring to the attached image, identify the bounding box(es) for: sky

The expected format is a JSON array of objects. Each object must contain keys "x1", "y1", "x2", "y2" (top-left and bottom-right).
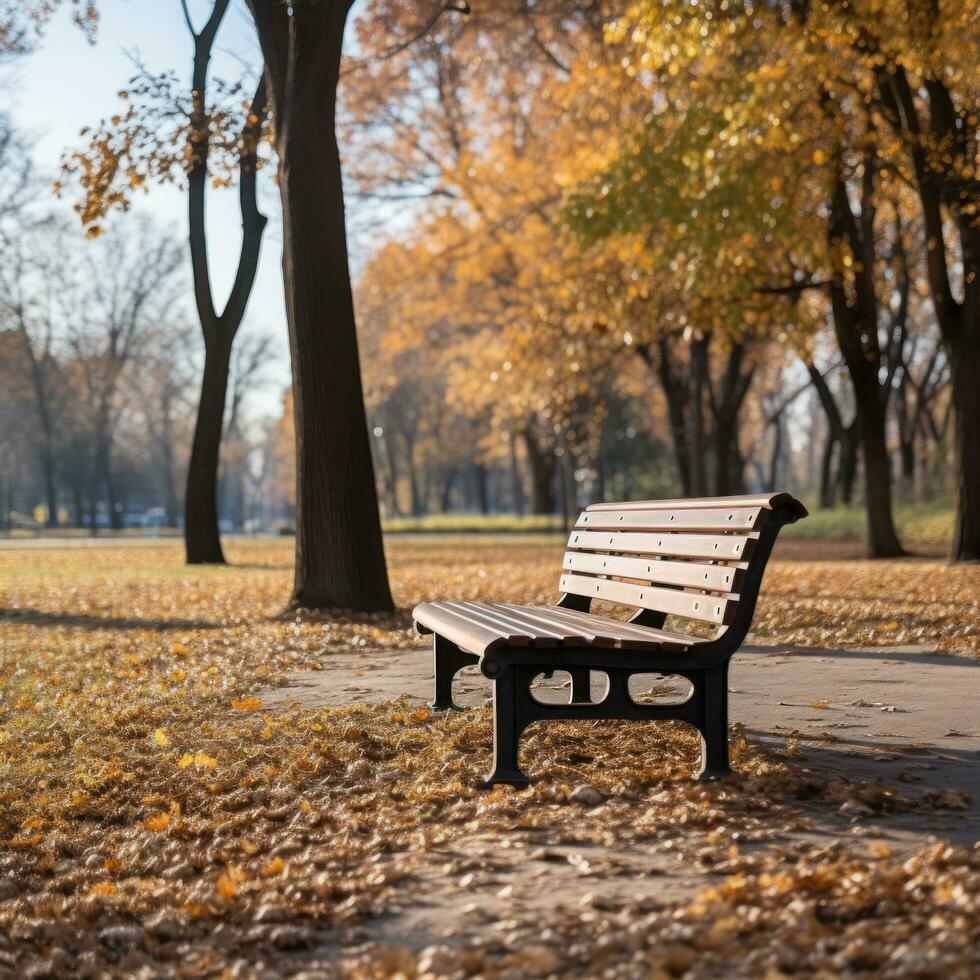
[{"x1": 5, "y1": 0, "x2": 334, "y2": 419}]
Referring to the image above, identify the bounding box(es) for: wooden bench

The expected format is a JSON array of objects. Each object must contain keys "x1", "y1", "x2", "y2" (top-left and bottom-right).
[{"x1": 413, "y1": 492, "x2": 807, "y2": 787}]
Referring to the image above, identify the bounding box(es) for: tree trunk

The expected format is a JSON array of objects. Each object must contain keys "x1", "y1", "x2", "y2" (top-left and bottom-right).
[
  {"x1": 827, "y1": 164, "x2": 904, "y2": 556},
  {"x1": 688, "y1": 336, "x2": 709, "y2": 496},
  {"x1": 405, "y1": 435, "x2": 422, "y2": 516},
  {"x1": 768, "y1": 415, "x2": 783, "y2": 491},
  {"x1": 818, "y1": 431, "x2": 837, "y2": 509},
  {"x1": 509, "y1": 435, "x2": 524, "y2": 516},
  {"x1": 637, "y1": 341, "x2": 691, "y2": 494},
  {"x1": 181, "y1": 3, "x2": 267, "y2": 562},
  {"x1": 250, "y1": 0, "x2": 392, "y2": 611},
  {"x1": 710, "y1": 342, "x2": 753, "y2": 495},
  {"x1": 474, "y1": 463, "x2": 489, "y2": 515},
  {"x1": 838, "y1": 425, "x2": 859, "y2": 505},
  {"x1": 381, "y1": 430, "x2": 400, "y2": 517},
  {"x1": 440, "y1": 468, "x2": 456, "y2": 512},
  {"x1": 950, "y1": 334, "x2": 980, "y2": 560},
  {"x1": 522, "y1": 429, "x2": 556, "y2": 514},
  {"x1": 185, "y1": 339, "x2": 232, "y2": 562}
]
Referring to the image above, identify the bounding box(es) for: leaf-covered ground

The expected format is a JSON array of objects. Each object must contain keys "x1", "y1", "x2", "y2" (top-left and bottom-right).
[{"x1": 0, "y1": 537, "x2": 977, "y2": 977}]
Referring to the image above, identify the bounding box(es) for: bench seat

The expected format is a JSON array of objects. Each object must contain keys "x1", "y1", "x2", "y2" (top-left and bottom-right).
[{"x1": 413, "y1": 600, "x2": 705, "y2": 656}]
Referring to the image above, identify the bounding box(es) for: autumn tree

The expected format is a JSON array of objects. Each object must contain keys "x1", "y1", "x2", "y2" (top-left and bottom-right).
[
  {"x1": 602, "y1": 0, "x2": 977, "y2": 557},
  {"x1": 66, "y1": 0, "x2": 270, "y2": 563}
]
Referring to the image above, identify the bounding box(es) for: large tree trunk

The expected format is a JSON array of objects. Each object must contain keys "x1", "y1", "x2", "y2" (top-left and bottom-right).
[
  {"x1": 249, "y1": 0, "x2": 392, "y2": 610},
  {"x1": 185, "y1": 337, "x2": 232, "y2": 562},
  {"x1": 950, "y1": 334, "x2": 980, "y2": 560}
]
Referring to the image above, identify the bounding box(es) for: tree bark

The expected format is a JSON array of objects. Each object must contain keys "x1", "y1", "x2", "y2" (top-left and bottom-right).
[
  {"x1": 688, "y1": 336, "x2": 709, "y2": 496},
  {"x1": 827, "y1": 168, "x2": 905, "y2": 557},
  {"x1": 474, "y1": 463, "x2": 489, "y2": 515},
  {"x1": 521, "y1": 428, "x2": 556, "y2": 514},
  {"x1": 509, "y1": 434, "x2": 524, "y2": 516},
  {"x1": 636, "y1": 341, "x2": 691, "y2": 494},
  {"x1": 949, "y1": 334, "x2": 980, "y2": 560},
  {"x1": 248, "y1": 0, "x2": 392, "y2": 610},
  {"x1": 185, "y1": 337, "x2": 233, "y2": 561},
  {"x1": 710, "y1": 341, "x2": 753, "y2": 495}
]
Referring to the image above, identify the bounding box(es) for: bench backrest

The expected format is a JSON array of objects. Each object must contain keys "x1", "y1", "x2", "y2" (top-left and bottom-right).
[{"x1": 559, "y1": 493, "x2": 807, "y2": 629}]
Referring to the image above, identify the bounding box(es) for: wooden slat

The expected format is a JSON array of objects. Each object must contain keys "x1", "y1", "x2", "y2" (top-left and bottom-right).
[
  {"x1": 482, "y1": 603, "x2": 591, "y2": 646},
  {"x1": 498, "y1": 603, "x2": 700, "y2": 651},
  {"x1": 559, "y1": 574, "x2": 734, "y2": 625},
  {"x1": 576, "y1": 506, "x2": 764, "y2": 533},
  {"x1": 585, "y1": 492, "x2": 797, "y2": 512},
  {"x1": 567, "y1": 529, "x2": 755, "y2": 561},
  {"x1": 562, "y1": 551, "x2": 741, "y2": 593},
  {"x1": 413, "y1": 601, "x2": 508, "y2": 655},
  {"x1": 440, "y1": 601, "x2": 556, "y2": 647}
]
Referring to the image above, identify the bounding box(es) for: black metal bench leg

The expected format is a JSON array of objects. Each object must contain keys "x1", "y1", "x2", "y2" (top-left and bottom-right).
[
  {"x1": 431, "y1": 635, "x2": 477, "y2": 711},
  {"x1": 568, "y1": 667, "x2": 591, "y2": 704},
  {"x1": 481, "y1": 665, "x2": 531, "y2": 788},
  {"x1": 696, "y1": 660, "x2": 731, "y2": 780}
]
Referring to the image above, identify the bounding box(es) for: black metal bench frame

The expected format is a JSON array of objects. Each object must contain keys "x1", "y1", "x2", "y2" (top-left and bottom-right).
[{"x1": 423, "y1": 498, "x2": 803, "y2": 787}]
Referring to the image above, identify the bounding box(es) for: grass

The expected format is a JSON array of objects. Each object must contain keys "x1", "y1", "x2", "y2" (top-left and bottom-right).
[
  {"x1": 382, "y1": 513, "x2": 565, "y2": 533},
  {"x1": 783, "y1": 502, "x2": 954, "y2": 545},
  {"x1": 3, "y1": 502, "x2": 956, "y2": 546}
]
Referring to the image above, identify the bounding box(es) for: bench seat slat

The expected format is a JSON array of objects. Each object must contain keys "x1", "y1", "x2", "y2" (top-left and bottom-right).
[
  {"x1": 568, "y1": 529, "x2": 755, "y2": 561},
  {"x1": 441, "y1": 601, "x2": 558, "y2": 647},
  {"x1": 481, "y1": 603, "x2": 592, "y2": 645},
  {"x1": 576, "y1": 506, "x2": 764, "y2": 533},
  {"x1": 559, "y1": 573, "x2": 734, "y2": 625},
  {"x1": 412, "y1": 600, "x2": 705, "y2": 656},
  {"x1": 414, "y1": 601, "x2": 510, "y2": 654},
  {"x1": 492, "y1": 603, "x2": 699, "y2": 651},
  {"x1": 562, "y1": 551, "x2": 741, "y2": 593}
]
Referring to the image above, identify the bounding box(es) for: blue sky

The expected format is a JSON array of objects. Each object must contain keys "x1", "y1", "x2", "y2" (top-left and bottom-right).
[{"x1": 6, "y1": 1, "x2": 302, "y2": 416}]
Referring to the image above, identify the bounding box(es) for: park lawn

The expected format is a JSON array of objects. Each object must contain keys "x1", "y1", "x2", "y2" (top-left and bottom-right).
[{"x1": 0, "y1": 538, "x2": 978, "y2": 976}]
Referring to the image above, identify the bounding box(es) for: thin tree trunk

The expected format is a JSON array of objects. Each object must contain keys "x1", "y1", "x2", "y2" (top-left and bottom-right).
[
  {"x1": 440, "y1": 468, "x2": 456, "y2": 512},
  {"x1": 818, "y1": 432, "x2": 837, "y2": 509},
  {"x1": 637, "y1": 341, "x2": 691, "y2": 494},
  {"x1": 509, "y1": 435, "x2": 524, "y2": 516},
  {"x1": 827, "y1": 165, "x2": 904, "y2": 556},
  {"x1": 381, "y1": 431, "x2": 400, "y2": 517},
  {"x1": 838, "y1": 425, "x2": 859, "y2": 505},
  {"x1": 689, "y1": 336, "x2": 709, "y2": 496},
  {"x1": 186, "y1": 337, "x2": 233, "y2": 562},
  {"x1": 522, "y1": 429, "x2": 556, "y2": 514},
  {"x1": 768, "y1": 416, "x2": 782, "y2": 491},
  {"x1": 182, "y1": 2, "x2": 268, "y2": 564},
  {"x1": 474, "y1": 463, "x2": 489, "y2": 515}
]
